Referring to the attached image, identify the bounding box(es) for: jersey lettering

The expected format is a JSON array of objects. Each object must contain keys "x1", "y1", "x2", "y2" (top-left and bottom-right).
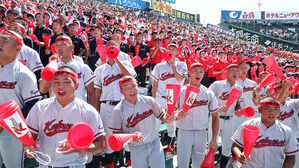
[
  {"x1": 103, "y1": 73, "x2": 123, "y2": 86},
  {"x1": 277, "y1": 110, "x2": 294, "y2": 121},
  {"x1": 191, "y1": 100, "x2": 208, "y2": 108},
  {"x1": 219, "y1": 91, "x2": 229, "y2": 100},
  {"x1": 254, "y1": 136, "x2": 286, "y2": 148},
  {"x1": 243, "y1": 86, "x2": 254, "y2": 92},
  {"x1": 0, "y1": 81, "x2": 17, "y2": 89},
  {"x1": 44, "y1": 119, "x2": 73, "y2": 136},
  {"x1": 160, "y1": 72, "x2": 175, "y2": 81},
  {"x1": 126, "y1": 110, "x2": 153, "y2": 128}
]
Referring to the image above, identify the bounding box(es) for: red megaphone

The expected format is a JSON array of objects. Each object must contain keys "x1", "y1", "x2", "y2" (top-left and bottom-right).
[
  {"x1": 226, "y1": 88, "x2": 242, "y2": 108},
  {"x1": 29, "y1": 34, "x2": 40, "y2": 45},
  {"x1": 0, "y1": 100, "x2": 36, "y2": 146},
  {"x1": 166, "y1": 84, "x2": 181, "y2": 115},
  {"x1": 262, "y1": 54, "x2": 285, "y2": 80},
  {"x1": 258, "y1": 74, "x2": 276, "y2": 88},
  {"x1": 50, "y1": 43, "x2": 57, "y2": 54},
  {"x1": 41, "y1": 57, "x2": 59, "y2": 81},
  {"x1": 183, "y1": 85, "x2": 200, "y2": 112},
  {"x1": 65, "y1": 123, "x2": 94, "y2": 150},
  {"x1": 106, "y1": 46, "x2": 120, "y2": 59},
  {"x1": 131, "y1": 56, "x2": 142, "y2": 68},
  {"x1": 135, "y1": 45, "x2": 140, "y2": 56},
  {"x1": 200, "y1": 148, "x2": 215, "y2": 168},
  {"x1": 142, "y1": 58, "x2": 149, "y2": 66},
  {"x1": 96, "y1": 38, "x2": 103, "y2": 46},
  {"x1": 42, "y1": 34, "x2": 51, "y2": 50},
  {"x1": 243, "y1": 125, "x2": 260, "y2": 158},
  {"x1": 97, "y1": 45, "x2": 106, "y2": 63},
  {"x1": 162, "y1": 50, "x2": 172, "y2": 61},
  {"x1": 108, "y1": 133, "x2": 138, "y2": 151},
  {"x1": 237, "y1": 106, "x2": 255, "y2": 117},
  {"x1": 122, "y1": 36, "x2": 126, "y2": 41}
]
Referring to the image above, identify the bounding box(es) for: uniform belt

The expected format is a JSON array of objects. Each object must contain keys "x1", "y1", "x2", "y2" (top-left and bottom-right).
[
  {"x1": 219, "y1": 116, "x2": 232, "y2": 120},
  {"x1": 48, "y1": 166, "x2": 69, "y2": 168},
  {"x1": 101, "y1": 100, "x2": 120, "y2": 106}
]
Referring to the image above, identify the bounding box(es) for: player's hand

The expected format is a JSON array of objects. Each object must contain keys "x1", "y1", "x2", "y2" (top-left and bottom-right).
[
  {"x1": 57, "y1": 139, "x2": 79, "y2": 155},
  {"x1": 218, "y1": 105, "x2": 228, "y2": 113},
  {"x1": 174, "y1": 109, "x2": 187, "y2": 120},
  {"x1": 209, "y1": 138, "x2": 218, "y2": 151},
  {"x1": 162, "y1": 113, "x2": 174, "y2": 123},
  {"x1": 282, "y1": 79, "x2": 292, "y2": 90},
  {"x1": 235, "y1": 110, "x2": 242, "y2": 117},
  {"x1": 253, "y1": 86, "x2": 261, "y2": 94},
  {"x1": 238, "y1": 152, "x2": 251, "y2": 165},
  {"x1": 134, "y1": 132, "x2": 144, "y2": 142},
  {"x1": 39, "y1": 42, "x2": 45, "y2": 47},
  {"x1": 45, "y1": 49, "x2": 51, "y2": 55},
  {"x1": 24, "y1": 141, "x2": 41, "y2": 159},
  {"x1": 48, "y1": 54, "x2": 59, "y2": 62}
]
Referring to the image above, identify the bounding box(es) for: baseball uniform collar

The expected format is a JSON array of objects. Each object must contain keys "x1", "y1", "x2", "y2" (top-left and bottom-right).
[
  {"x1": 0, "y1": 59, "x2": 18, "y2": 70},
  {"x1": 124, "y1": 94, "x2": 141, "y2": 107},
  {"x1": 55, "y1": 97, "x2": 77, "y2": 110}
]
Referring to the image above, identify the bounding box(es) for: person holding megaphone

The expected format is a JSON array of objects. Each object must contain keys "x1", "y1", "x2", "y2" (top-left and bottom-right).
[
  {"x1": 24, "y1": 66, "x2": 106, "y2": 167},
  {"x1": 109, "y1": 76, "x2": 173, "y2": 168}
]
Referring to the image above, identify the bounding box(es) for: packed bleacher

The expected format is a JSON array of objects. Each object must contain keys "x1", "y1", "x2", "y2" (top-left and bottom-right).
[{"x1": 0, "y1": 0, "x2": 299, "y2": 168}]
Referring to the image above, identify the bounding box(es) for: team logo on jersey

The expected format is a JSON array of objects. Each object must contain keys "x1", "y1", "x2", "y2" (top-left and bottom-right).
[
  {"x1": 277, "y1": 110, "x2": 294, "y2": 121},
  {"x1": 0, "y1": 81, "x2": 17, "y2": 89},
  {"x1": 11, "y1": 118, "x2": 27, "y2": 135},
  {"x1": 77, "y1": 72, "x2": 82, "y2": 79},
  {"x1": 44, "y1": 119, "x2": 73, "y2": 136},
  {"x1": 186, "y1": 91, "x2": 197, "y2": 106},
  {"x1": 254, "y1": 136, "x2": 286, "y2": 148},
  {"x1": 103, "y1": 74, "x2": 123, "y2": 86},
  {"x1": 219, "y1": 91, "x2": 229, "y2": 100},
  {"x1": 191, "y1": 100, "x2": 208, "y2": 108},
  {"x1": 166, "y1": 89, "x2": 174, "y2": 104},
  {"x1": 243, "y1": 87, "x2": 254, "y2": 92},
  {"x1": 160, "y1": 72, "x2": 175, "y2": 81},
  {"x1": 126, "y1": 110, "x2": 153, "y2": 128}
]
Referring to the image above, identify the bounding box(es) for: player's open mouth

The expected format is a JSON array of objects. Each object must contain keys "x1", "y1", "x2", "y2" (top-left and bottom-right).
[
  {"x1": 195, "y1": 77, "x2": 200, "y2": 80},
  {"x1": 58, "y1": 91, "x2": 66, "y2": 96},
  {"x1": 130, "y1": 93, "x2": 135, "y2": 97}
]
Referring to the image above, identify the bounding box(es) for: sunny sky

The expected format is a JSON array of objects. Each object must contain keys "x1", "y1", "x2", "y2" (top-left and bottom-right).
[{"x1": 172, "y1": 0, "x2": 299, "y2": 26}]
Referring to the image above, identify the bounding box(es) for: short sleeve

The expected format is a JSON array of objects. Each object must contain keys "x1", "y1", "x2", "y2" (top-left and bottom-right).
[
  {"x1": 26, "y1": 102, "x2": 40, "y2": 134},
  {"x1": 231, "y1": 124, "x2": 244, "y2": 147},
  {"x1": 123, "y1": 61, "x2": 137, "y2": 78},
  {"x1": 177, "y1": 62, "x2": 188, "y2": 76},
  {"x1": 82, "y1": 64, "x2": 95, "y2": 86},
  {"x1": 285, "y1": 129, "x2": 299, "y2": 156},
  {"x1": 150, "y1": 97, "x2": 165, "y2": 119},
  {"x1": 208, "y1": 91, "x2": 219, "y2": 113},
  {"x1": 86, "y1": 108, "x2": 106, "y2": 139},
  {"x1": 150, "y1": 65, "x2": 159, "y2": 82},
  {"x1": 109, "y1": 105, "x2": 123, "y2": 132},
  {"x1": 209, "y1": 82, "x2": 218, "y2": 97},
  {"x1": 94, "y1": 67, "x2": 102, "y2": 90},
  {"x1": 19, "y1": 71, "x2": 41, "y2": 103},
  {"x1": 27, "y1": 49, "x2": 44, "y2": 72}
]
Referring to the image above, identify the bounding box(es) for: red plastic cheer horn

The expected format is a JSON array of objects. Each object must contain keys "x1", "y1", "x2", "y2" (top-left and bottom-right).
[
  {"x1": 183, "y1": 85, "x2": 200, "y2": 112},
  {"x1": 237, "y1": 106, "x2": 255, "y2": 118},
  {"x1": 96, "y1": 38, "x2": 104, "y2": 46},
  {"x1": 131, "y1": 56, "x2": 142, "y2": 68},
  {"x1": 0, "y1": 100, "x2": 35, "y2": 146},
  {"x1": 226, "y1": 88, "x2": 242, "y2": 108},
  {"x1": 122, "y1": 36, "x2": 126, "y2": 41},
  {"x1": 262, "y1": 54, "x2": 285, "y2": 80},
  {"x1": 29, "y1": 34, "x2": 40, "y2": 45},
  {"x1": 135, "y1": 45, "x2": 140, "y2": 56},
  {"x1": 106, "y1": 46, "x2": 120, "y2": 59},
  {"x1": 200, "y1": 148, "x2": 215, "y2": 168},
  {"x1": 65, "y1": 123, "x2": 94, "y2": 150},
  {"x1": 108, "y1": 133, "x2": 138, "y2": 151},
  {"x1": 243, "y1": 125, "x2": 260, "y2": 158},
  {"x1": 96, "y1": 45, "x2": 106, "y2": 63},
  {"x1": 162, "y1": 50, "x2": 172, "y2": 61},
  {"x1": 50, "y1": 43, "x2": 57, "y2": 54},
  {"x1": 142, "y1": 58, "x2": 149, "y2": 66},
  {"x1": 258, "y1": 74, "x2": 276, "y2": 88},
  {"x1": 42, "y1": 34, "x2": 51, "y2": 50},
  {"x1": 166, "y1": 84, "x2": 181, "y2": 115},
  {"x1": 41, "y1": 57, "x2": 59, "y2": 81}
]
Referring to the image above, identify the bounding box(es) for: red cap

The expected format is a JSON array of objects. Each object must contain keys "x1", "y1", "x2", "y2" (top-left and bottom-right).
[
  {"x1": 189, "y1": 63, "x2": 204, "y2": 71},
  {"x1": 167, "y1": 43, "x2": 178, "y2": 51}
]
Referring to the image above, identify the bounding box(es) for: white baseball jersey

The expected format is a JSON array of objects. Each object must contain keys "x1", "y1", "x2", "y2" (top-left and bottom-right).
[
  {"x1": 52, "y1": 59, "x2": 95, "y2": 102},
  {"x1": 26, "y1": 97, "x2": 105, "y2": 167},
  {"x1": 95, "y1": 51, "x2": 132, "y2": 67},
  {"x1": 236, "y1": 78, "x2": 258, "y2": 110},
  {"x1": 0, "y1": 60, "x2": 41, "y2": 108},
  {"x1": 94, "y1": 61, "x2": 136, "y2": 101},
  {"x1": 209, "y1": 80, "x2": 243, "y2": 116},
  {"x1": 18, "y1": 45, "x2": 44, "y2": 73},
  {"x1": 232, "y1": 118, "x2": 299, "y2": 168},
  {"x1": 176, "y1": 84, "x2": 219, "y2": 130},
  {"x1": 109, "y1": 95, "x2": 166, "y2": 147},
  {"x1": 277, "y1": 99, "x2": 299, "y2": 135},
  {"x1": 151, "y1": 59, "x2": 188, "y2": 97}
]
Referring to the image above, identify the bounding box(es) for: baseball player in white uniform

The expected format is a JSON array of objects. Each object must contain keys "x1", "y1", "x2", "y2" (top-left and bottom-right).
[
  {"x1": 208, "y1": 64, "x2": 243, "y2": 168},
  {"x1": 151, "y1": 43, "x2": 187, "y2": 155},
  {"x1": 109, "y1": 76, "x2": 173, "y2": 168},
  {"x1": 24, "y1": 66, "x2": 106, "y2": 167},
  {"x1": 0, "y1": 30, "x2": 41, "y2": 167},
  {"x1": 232, "y1": 97, "x2": 299, "y2": 168},
  {"x1": 234, "y1": 61, "x2": 258, "y2": 131},
  {"x1": 39, "y1": 35, "x2": 96, "y2": 108},
  {"x1": 94, "y1": 40, "x2": 136, "y2": 168},
  {"x1": 174, "y1": 63, "x2": 227, "y2": 168}
]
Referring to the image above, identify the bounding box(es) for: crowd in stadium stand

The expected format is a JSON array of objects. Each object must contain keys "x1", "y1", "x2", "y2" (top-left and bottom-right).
[{"x1": 0, "y1": 0, "x2": 299, "y2": 167}]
